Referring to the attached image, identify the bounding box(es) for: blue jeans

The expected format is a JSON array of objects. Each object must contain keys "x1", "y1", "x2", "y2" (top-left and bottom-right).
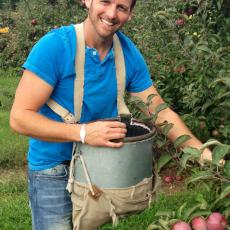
[{"x1": 28, "y1": 164, "x2": 73, "y2": 230}]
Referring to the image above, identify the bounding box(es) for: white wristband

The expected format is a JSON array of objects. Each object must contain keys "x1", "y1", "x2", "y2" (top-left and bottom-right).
[{"x1": 80, "y1": 124, "x2": 86, "y2": 143}]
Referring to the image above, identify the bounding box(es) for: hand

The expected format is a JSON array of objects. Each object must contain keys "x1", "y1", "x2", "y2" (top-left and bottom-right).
[
  {"x1": 199, "y1": 148, "x2": 212, "y2": 165},
  {"x1": 199, "y1": 148, "x2": 225, "y2": 166},
  {"x1": 84, "y1": 121, "x2": 127, "y2": 148}
]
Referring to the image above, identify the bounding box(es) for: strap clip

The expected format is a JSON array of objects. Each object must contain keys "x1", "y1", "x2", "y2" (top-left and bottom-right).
[
  {"x1": 118, "y1": 114, "x2": 132, "y2": 128},
  {"x1": 63, "y1": 112, "x2": 76, "y2": 124}
]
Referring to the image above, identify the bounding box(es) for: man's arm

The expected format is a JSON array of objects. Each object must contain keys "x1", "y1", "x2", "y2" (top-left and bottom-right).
[
  {"x1": 10, "y1": 70, "x2": 126, "y2": 147},
  {"x1": 130, "y1": 85, "x2": 212, "y2": 162}
]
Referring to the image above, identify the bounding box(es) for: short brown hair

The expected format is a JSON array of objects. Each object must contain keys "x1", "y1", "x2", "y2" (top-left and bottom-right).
[{"x1": 130, "y1": 0, "x2": 136, "y2": 10}]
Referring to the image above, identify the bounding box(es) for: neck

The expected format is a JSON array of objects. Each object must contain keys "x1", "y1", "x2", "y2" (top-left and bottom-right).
[{"x1": 83, "y1": 18, "x2": 113, "y2": 60}]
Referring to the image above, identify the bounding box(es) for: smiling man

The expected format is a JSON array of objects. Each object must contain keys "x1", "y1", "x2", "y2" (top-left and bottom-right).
[{"x1": 10, "y1": 0, "x2": 212, "y2": 229}]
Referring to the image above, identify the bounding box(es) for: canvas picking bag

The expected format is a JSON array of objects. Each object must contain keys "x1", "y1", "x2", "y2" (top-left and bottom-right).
[{"x1": 46, "y1": 23, "x2": 159, "y2": 230}]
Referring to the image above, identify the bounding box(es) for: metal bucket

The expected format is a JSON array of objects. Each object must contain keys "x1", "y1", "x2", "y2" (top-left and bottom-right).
[{"x1": 74, "y1": 119, "x2": 156, "y2": 188}]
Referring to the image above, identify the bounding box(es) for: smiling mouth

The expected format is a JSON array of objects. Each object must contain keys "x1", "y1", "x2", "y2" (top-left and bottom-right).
[{"x1": 101, "y1": 18, "x2": 117, "y2": 27}]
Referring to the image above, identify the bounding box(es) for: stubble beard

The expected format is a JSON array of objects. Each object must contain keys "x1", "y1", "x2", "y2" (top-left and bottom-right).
[{"x1": 88, "y1": 8, "x2": 119, "y2": 41}]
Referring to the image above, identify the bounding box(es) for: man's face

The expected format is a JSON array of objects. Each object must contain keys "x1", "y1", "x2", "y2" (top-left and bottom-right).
[{"x1": 85, "y1": 0, "x2": 133, "y2": 39}]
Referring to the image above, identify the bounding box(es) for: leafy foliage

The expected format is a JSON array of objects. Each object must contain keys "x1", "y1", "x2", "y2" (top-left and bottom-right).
[
  {"x1": 0, "y1": 0, "x2": 86, "y2": 68},
  {"x1": 123, "y1": 0, "x2": 230, "y2": 144}
]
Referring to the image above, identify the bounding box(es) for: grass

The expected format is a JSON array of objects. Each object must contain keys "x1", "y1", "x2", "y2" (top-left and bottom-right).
[
  {"x1": 0, "y1": 70, "x2": 28, "y2": 168},
  {"x1": 0, "y1": 168, "x2": 210, "y2": 230},
  {"x1": 0, "y1": 110, "x2": 28, "y2": 169},
  {"x1": 0, "y1": 169, "x2": 31, "y2": 230},
  {"x1": 0, "y1": 69, "x2": 21, "y2": 110}
]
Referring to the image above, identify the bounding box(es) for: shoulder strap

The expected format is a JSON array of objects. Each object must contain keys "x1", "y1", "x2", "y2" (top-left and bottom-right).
[
  {"x1": 46, "y1": 23, "x2": 130, "y2": 123},
  {"x1": 74, "y1": 23, "x2": 85, "y2": 122},
  {"x1": 113, "y1": 34, "x2": 130, "y2": 116}
]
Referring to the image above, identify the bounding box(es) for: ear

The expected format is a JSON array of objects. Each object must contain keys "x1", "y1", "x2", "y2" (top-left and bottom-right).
[
  {"x1": 127, "y1": 12, "x2": 133, "y2": 22},
  {"x1": 84, "y1": 0, "x2": 92, "y2": 9}
]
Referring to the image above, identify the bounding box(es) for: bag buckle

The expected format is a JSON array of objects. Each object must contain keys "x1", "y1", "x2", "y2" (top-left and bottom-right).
[{"x1": 63, "y1": 112, "x2": 76, "y2": 124}]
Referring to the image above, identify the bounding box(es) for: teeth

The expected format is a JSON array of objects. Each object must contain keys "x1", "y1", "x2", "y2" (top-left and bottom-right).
[{"x1": 101, "y1": 19, "x2": 114, "y2": 26}]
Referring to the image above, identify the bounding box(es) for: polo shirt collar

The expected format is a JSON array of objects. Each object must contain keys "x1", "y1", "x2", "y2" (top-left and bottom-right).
[{"x1": 85, "y1": 45, "x2": 114, "y2": 64}]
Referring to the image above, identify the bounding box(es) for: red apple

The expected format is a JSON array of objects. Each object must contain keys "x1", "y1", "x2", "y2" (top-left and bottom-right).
[
  {"x1": 171, "y1": 221, "x2": 192, "y2": 230},
  {"x1": 206, "y1": 212, "x2": 227, "y2": 230},
  {"x1": 175, "y1": 18, "x2": 185, "y2": 26},
  {"x1": 163, "y1": 176, "x2": 174, "y2": 183},
  {"x1": 191, "y1": 216, "x2": 208, "y2": 230},
  {"x1": 175, "y1": 175, "x2": 183, "y2": 181},
  {"x1": 184, "y1": 8, "x2": 194, "y2": 16},
  {"x1": 31, "y1": 19, "x2": 37, "y2": 26}
]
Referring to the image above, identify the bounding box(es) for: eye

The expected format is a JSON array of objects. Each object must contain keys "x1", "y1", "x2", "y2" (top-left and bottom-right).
[
  {"x1": 118, "y1": 5, "x2": 129, "y2": 12},
  {"x1": 100, "y1": 0, "x2": 110, "y2": 5}
]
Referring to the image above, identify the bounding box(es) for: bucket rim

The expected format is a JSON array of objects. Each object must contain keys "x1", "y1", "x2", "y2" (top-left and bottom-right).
[{"x1": 85, "y1": 117, "x2": 156, "y2": 143}]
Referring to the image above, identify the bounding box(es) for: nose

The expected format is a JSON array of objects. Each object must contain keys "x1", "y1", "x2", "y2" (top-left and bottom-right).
[{"x1": 106, "y1": 5, "x2": 117, "y2": 19}]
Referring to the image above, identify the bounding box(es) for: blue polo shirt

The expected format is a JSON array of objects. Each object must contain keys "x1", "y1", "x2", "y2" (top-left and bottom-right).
[{"x1": 23, "y1": 24, "x2": 153, "y2": 170}]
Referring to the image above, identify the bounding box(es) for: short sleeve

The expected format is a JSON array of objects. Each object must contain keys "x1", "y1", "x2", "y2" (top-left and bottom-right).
[{"x1": 22, "y1": 30, "x2": 66, "y2": 87}]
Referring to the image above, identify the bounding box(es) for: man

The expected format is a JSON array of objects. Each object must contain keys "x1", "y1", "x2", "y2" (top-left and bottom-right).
[{"x1": 10, "y1": 0, "x2": 212, "y2": 229}]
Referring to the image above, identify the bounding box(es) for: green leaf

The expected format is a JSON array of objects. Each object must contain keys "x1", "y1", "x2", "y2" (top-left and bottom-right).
[
  {"x1": 195, "y1": 194, "x2": 208, "y2": 210},
  {"x1": 174, "y1": 59, "x2": 189, "y2": 68},
  {"x1": 183, "y1": 35, "x2": 194, "y2": 49},
  {"x1": 156, "y1": 138, "x2": 167, "y2": 148},
  {"x1": 197, "y1": 181, "x2": 212, "y2": 193},
  {"x1": 135, "y1": 100, "x2": 148, "y2": 112},
  {"x1": 174, "y1": 135, "x2": 191, "y2": 149},
  {"x1": 223, "y1": 206, "x2": 230, "y2": 220},
  {"x1": 224, "y1": 161, "x2": 230, "y2": 178},
  {"x1": 156, "y1": 153, "x2": 172, "y2": 172},
  {"x1": 147, "y1": 94, "x2": 157, "y2": 106},
  {"x1": 220, "y1": 185, "x2": 230, "y2": 199},
  {"x1": 181, "y1": 154, "x2": 195, "y2": 168},
  {"x1": 129, "y1": 96, "x2": 147, "y2": 112},
  {"x1": 162, "y1": 123, "x2": 174, "y2": 136},
  {"x1": 189, "y1": 211, "x2": 211, "y2": 222},
  {"x1": 183, "y1": 203, "x2": 202, "y2": 221},
  {"x1": 196, "y1": 45, "x2": 212, "y2": 54},
  {"x1": 155, "y1": 103, "x2": 168, "y2": 114},
  {"x1": 217, "y1": 0, "x2": 223, "y2": 10},
  {"x1": 168, "y1": 219, "x2": 180, "y2": 227},
  {"x1": 222, "y1": 199, "x2": 230, "y2": 208},
  {"x1": 150, "y1": 113, "x2": 158, "y2": 123},
  {"x1": 201, "y1": 100, "x2": 213, "y2": 113},
  {"x1": 212, "y1": 145, "x2": 230, "y2": 165},
  {"x1": 176, "y1": 202, "x2": 187, "y2": 219},
  {"x1": 155, "y1": 210, "x2": 174, "y2": 217},
  {"x1": 182, "y1": 147, "x2": 201, "y2": 158},
  {"x1": 201, "y1": 139, "x2": 223, "y2": 150},
  {"x1": 147, "y1": 223, "x2": 163, "y2": 230},
  {"x1": 158, "y1": 218, "x2": 170, "y2": 229},
  {"x1": 155, "y1": 11, "x2": 170, "y2": 19},
  {"x1": 186, "y1": 171, "x2": 214, "y2": 185},
  {"x1": 217, "y1": 91, "x2": 230, "y2": 100},
  {"x1": 212, "y1": 197, "x2": 230, "y2": 210},
  {"x1": 129, "y1": 95, "x2": 141, "y2": 103}
]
